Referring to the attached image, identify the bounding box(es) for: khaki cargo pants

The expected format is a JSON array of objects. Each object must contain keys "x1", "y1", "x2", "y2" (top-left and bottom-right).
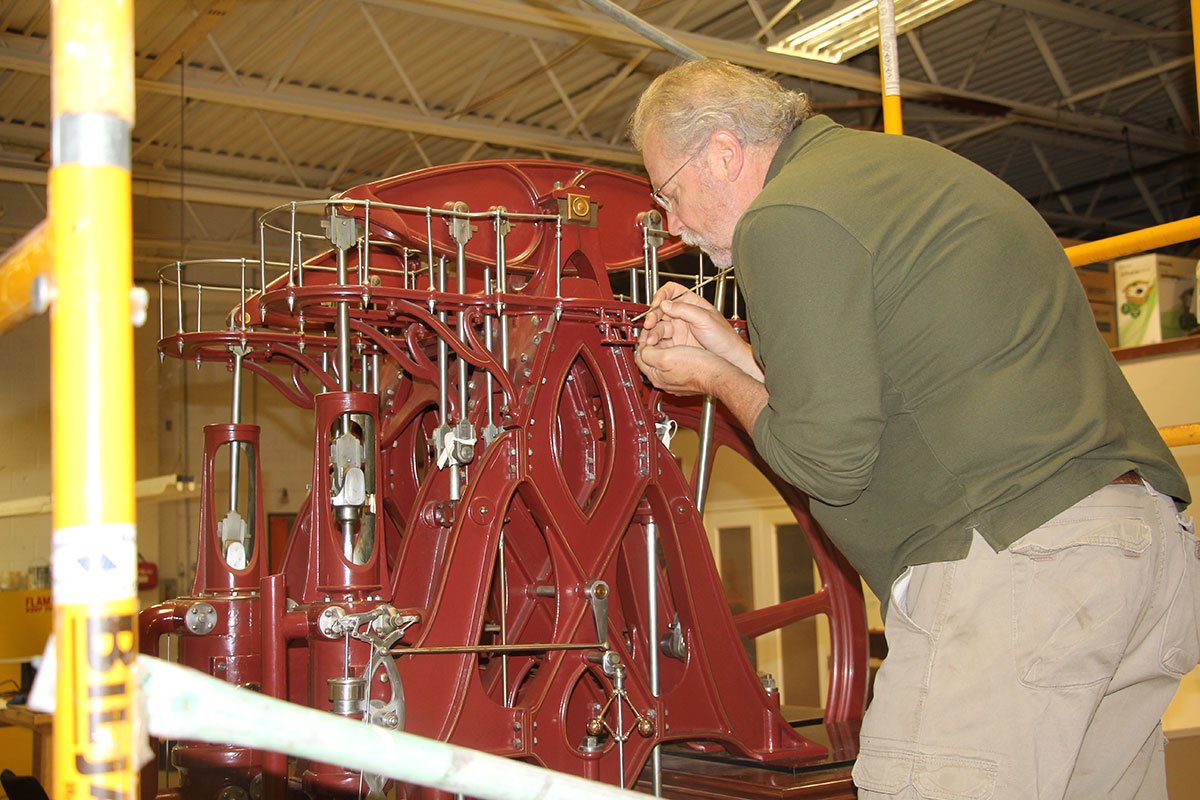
[{"x1": 853, "y1": 481, "x2": 1200, "y2": 799}]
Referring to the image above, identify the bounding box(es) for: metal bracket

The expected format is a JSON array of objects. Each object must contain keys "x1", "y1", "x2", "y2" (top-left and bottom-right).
[
  {"x1": 584, "y1": 580, "x2": 609, "y2": 645},
  {"x1": 480, "y1": 421, "x2": 504, "y2": 447},
  {"x1": 323, "y1": 211, "x2": 360, "y2": 251},
  {"x1": 557, "y1": 193, "x2": 598, "y2": 227},
  {"x1": 318, "y1": 605, "x2": 348, "y2": 639},
  {"x1": 660, "y1": 613, "x2": 686, "y2": 661},
  {"x1": 640, "y1": 209, "x2": 666, "y2": 248},
  {"x1": 445, "y1": 201, "x2": 474, "y2": 245}
]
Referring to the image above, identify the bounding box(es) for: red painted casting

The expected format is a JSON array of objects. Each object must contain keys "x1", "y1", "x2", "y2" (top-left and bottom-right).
[{"x1": 143, "y1": 160, "x2": 868, "y2": 799}]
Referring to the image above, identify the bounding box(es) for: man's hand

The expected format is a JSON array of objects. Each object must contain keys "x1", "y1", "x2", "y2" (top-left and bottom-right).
[
  {"x1": 637, "y1": 281, "x2": 763, "y2": 381},
  {"x1": 634, "y1": 337, "x2": 770, "y2": 434},
  {"x1": 634, "y1": 343, "x2": 726, "y2": 396}
]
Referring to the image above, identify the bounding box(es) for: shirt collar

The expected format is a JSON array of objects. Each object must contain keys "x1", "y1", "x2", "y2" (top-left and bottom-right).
[{"x1": 764, "y1": 115, "x2": 843, "y2": 184}]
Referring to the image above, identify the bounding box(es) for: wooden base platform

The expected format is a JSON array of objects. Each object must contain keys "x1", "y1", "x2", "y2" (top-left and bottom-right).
[{"x1": 637, "y1": 715, "x2": 859, "y2": 799}]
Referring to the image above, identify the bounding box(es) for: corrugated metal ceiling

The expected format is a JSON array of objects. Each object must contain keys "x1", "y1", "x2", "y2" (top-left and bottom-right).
[{"x1": 0, "y1": 0, "x2": 1196, "y2": 269}]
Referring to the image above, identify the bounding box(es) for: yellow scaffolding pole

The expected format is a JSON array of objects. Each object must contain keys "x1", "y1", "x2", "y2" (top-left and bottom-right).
[
  {"x1": 49, "y1": 1, "x2": 139, "y2": 798},
  {"x1": 1194, "y1": 0, "x2": 1200, "y2": 124},
  {"x1": 877, "y1": 0, "x2": 904, "y2": 134}
]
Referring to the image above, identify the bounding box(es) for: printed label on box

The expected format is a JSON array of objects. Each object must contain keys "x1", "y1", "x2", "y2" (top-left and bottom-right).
[{"x1": 1115, "y1": 254, "x2": 1198, "y2": 347}]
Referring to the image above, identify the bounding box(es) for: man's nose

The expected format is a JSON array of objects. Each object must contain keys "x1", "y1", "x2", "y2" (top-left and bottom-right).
[{"x1": 665, "y1": 210, "x2": 682, "y2": 237}]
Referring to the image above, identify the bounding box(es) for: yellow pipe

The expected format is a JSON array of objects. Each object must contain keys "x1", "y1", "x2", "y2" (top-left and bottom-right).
[
  {"x1": 1194, "y1": 0, "x2": 1200, "y2": 130},
  {"x1": 1063, "y1": 214, "x2": 1200, "y2": 266},
  {"x1": 881, "y1": 94, "x2": 903, "y2": 135},
  {"x1": 50, "y1": 1, "x2": 138, "y2": 799},
  {"x1": 877, "y1": 0, "x2": 903, "y2": 135},
  {"x1": 1160, "y1": 423, "x2": 1200, "y2": 448},
  {"x1": 0, "y1": 220, "x2": 51, "y2": 335}
]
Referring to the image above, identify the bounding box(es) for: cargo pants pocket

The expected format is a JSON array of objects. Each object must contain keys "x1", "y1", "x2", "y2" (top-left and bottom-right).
[
  {"x1": 1010, "y1": 512, "x2": 1152, "y2": 688},
  {"x1": 854, "y1": 738, "x2": 998, "y2": 799},
  {"x1": 1160, "y1": 515, "x2": 1200, "y2": 676}
]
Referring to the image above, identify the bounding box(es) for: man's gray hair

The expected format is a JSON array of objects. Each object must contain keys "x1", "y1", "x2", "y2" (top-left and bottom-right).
[{"x1": 629, "y1": 60, "x2": 811, "y2": 156}]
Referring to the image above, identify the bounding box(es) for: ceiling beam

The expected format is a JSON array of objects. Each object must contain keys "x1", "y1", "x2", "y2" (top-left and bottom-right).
[
  {"x1": 364, "y1": 0, "x2": 575, "y2": 46},
  {"x1": 0, "y1": 44, "x2": 643, "y2": 166},
  {"x1": 994, "y1": 0, "x2": 1167, "y2": 38},
  {"x1": 0, "y1": 163, "x2": 328, "y2": 214},
  {"x1": 394, "y1": 0, "x2": 1198, "y2": 154},
  {"x1": 1024, "y1": 13, "x2": 1075, "y2": 110},
  {"x1": 1037, "y1": 209, "x2": 1141, "y2": 234},
  {"x1": 2, "y1": 12, "x2": 1193, "y2": 158},
  {"x1": 1062, "y1": 53, "x2": 1194, "y2": 107},
  {"x1": 141, "y1": 0, "x2": 242, "y2": 81}
]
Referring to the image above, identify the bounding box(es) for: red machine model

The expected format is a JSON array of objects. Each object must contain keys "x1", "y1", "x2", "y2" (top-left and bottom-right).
[{"x1": 142, "y1": 160, "x2": 868, "y2": 799}]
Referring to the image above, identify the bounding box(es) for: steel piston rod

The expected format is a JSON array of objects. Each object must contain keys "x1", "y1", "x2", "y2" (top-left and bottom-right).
[
  {"x1": 456, "y1": 237, "x2": 469, "y2": 431},
  {"x1": 646, "y1": 519, "x2": 662, "y2": 796},
  {"x1": 693, "y1": 271, "x2": 728, "y2": 514},
  {"x1": 228, "y1": 346, "x2": 244, "y2": 513},
  {"x1": 329, "y1": 212, "x2": 359, "y2": 556},
  {"x1": 484, "y1": 267, "x2": 496, "y2": 430},
  {"x1": 334, "y1": 223, "x2": 352, "y2": 394},
  {"x1": 495, "y1": 211, "x2": 510, "y2": 373}
]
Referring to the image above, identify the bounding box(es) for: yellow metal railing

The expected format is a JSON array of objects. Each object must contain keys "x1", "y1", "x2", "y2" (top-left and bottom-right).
[
  {"x1": 1063, "y1": 215, "x2": 1200, "y2": 267},
  {"x1": 1160, "y1": 424, "x2": 1200, "y2": 449},
  {"x1": 0, "y1": 221, "x2": 51, "y2": 335}
]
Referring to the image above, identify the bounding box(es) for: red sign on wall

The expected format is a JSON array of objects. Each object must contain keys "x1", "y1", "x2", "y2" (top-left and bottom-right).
[{"x1": 137, "y1": 558, "x2": 158, "y2": 590}]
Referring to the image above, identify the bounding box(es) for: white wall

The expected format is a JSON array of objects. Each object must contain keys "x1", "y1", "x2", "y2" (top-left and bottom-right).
[
  {"x1": 1119, "y1": 350, "x2": 1200, "y2": 502},
  {"x1": 0, "y1": 285, "x2": 314, "y2": 605},
  {"x1": 1119, "y1": 351, "x2": 1200, "y2": 737},
  {"x1": 0, "y1": 315, "x2": 53, "y2": 579}
]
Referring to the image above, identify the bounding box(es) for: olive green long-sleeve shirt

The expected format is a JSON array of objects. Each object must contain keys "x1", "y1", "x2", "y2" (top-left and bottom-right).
[{"x1": 736, "y1": 115, "x2": 1189, "y2": 604}]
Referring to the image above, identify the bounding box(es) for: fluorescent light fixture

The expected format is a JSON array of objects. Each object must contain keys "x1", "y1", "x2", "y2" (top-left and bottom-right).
[{"x1": 768, "y1": 0, "x2": 975, "y2": 64}]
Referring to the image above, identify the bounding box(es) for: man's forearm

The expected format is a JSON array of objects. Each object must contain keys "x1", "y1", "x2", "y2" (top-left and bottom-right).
[
  {"x1": 727, "y1": 339, "x2": 764, "y2": 382},
  {"x1": 707, "y1": 362, "x2": 769, "y2": 433}
]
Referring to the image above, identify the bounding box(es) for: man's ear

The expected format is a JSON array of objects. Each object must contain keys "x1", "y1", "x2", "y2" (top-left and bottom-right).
[{"x1": 709, "y1": 130, "x2": 745, "y2": 181}]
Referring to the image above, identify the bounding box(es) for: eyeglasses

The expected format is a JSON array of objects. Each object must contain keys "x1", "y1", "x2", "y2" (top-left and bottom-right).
[{"x1": 650, "y1": 141, "x2": 707, "y2": 212}]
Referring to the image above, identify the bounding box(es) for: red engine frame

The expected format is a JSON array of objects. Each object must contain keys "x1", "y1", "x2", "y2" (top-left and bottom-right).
[{"x1": 142, "y1": 160, "x2": 868, "y2": 799}]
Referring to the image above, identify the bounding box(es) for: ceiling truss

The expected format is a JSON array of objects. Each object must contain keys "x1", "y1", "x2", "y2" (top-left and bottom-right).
[{"x1": 0, "y1": 0, "x2": 1195, "y2": 269}]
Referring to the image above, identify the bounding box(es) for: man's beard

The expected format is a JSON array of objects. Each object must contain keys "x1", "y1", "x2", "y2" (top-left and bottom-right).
[{"x1": 680, "y1": 228, "x2": 733, "y2": 268}]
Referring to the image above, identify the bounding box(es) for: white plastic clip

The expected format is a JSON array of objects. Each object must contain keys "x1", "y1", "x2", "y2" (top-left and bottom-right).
[
  {"x1": 436, "y1": 429, "x2": 478, "y2": 469},
  {"x1": 655, "y1": 418, "x2": 678, "y2": 449}
]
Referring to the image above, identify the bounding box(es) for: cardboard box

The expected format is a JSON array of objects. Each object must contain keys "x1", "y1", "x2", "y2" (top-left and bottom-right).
[
  {"x1": 1114, "y1": 253, "x2": 1199, "y2": 347},
  {"x1": 1089, "y1": 300, "x2": 1117, "y2": 348},
  {"x1": 1075, "y1": 261, "x2": 1115, "y2": 304}
]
